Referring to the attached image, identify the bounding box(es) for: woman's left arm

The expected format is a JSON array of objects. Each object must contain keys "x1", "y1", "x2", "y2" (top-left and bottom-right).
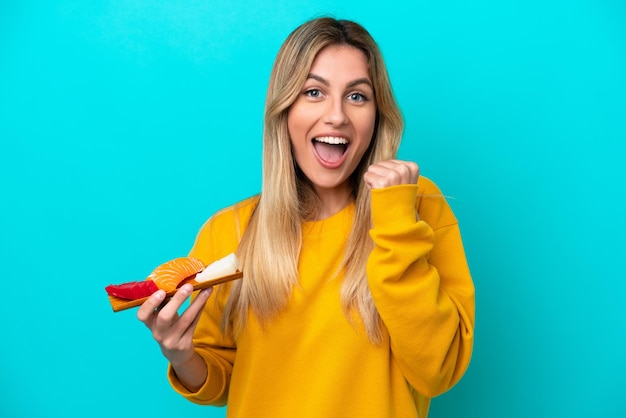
[{"x1": 365, "y1": 161, "x2": 475, "y2": 398}]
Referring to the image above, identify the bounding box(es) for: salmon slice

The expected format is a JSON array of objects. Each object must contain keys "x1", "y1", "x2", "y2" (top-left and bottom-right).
[{"x1": 146, "y1": 257, "x2": 205, "y2": 292}]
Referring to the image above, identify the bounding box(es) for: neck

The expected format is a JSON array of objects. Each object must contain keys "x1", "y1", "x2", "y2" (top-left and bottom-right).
[{"x1": 312, "y1": 184, "x2": 353, "y2": 220}]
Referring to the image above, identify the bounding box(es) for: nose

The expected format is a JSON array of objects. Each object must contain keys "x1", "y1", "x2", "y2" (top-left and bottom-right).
[{"x1": 323, "y1": 97, "x2": 348, "y2": 126}]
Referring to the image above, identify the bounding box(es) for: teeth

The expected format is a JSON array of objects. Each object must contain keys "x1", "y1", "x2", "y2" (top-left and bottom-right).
[{"x1": 315, "y1": 136, "x2": 348, "y2": 145}]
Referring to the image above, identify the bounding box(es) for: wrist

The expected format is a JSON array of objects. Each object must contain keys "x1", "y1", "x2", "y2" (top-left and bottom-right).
[
  {"x1": 170, "y1": 352, "x2": 208, "y2": 393},
  {"x1": 370, "y1": 184, "x2": 419, "y2": 228}
]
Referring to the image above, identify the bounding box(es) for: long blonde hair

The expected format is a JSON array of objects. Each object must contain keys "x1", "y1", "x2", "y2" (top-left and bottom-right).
[{"x1": 223, "y1": 17, "x2": 404, "y2": 343}]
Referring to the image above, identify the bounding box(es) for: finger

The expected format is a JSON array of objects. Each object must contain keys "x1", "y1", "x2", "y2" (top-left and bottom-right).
[
  {"x1": 377, "y1": 160, "x2": 419, "y2": 180},
  {"x1": 365, "y1": 160, "x2": 419, "y2": 188},
  {"x1": 363, "y1": 170, "x2": 386, "y2": 189},
  {"x1": 373, "y1": 159, "x2": 402, "y2": 169},
  {"x1": 402, "y1": 161, "x2": 420, "y2": 182},
  {"x1": 178, "y1": 288, "x2": 213, "y2": 333},
  {"x1": 391, "y1": 161, "x2": 416, "y2": 183},
  {"x1": 137, "y1": 289, "x2": 167, "y2": 323},
  {"x1": 156, "y1": 284, "x2": 194, "y2": 322},
  {"x1": 364, "y1": 163, "x2": 405, "y2": 188},
  {"x1": 179, "y1": 288, "x2": 213, "y2": 341},
  {"x1": 366, "y1": 160, "x2": 407, "y2": 179},
  {"x1": 364, "y1": 163, "x2": 390, "y2": 176}
]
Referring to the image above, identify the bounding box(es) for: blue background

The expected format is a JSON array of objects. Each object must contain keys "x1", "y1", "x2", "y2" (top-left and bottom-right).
[{"x1": 1, "y1": 1, "x2": 624, "y2": 417}]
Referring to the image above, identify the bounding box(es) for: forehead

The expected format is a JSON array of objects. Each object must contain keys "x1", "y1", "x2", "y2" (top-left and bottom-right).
[{"x1": 308, "y1": 44, "x2": 371, "y2": 82}]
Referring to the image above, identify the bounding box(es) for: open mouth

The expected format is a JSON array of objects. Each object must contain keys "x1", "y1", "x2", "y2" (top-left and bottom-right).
[{"x1": 312, "y1": 136, "x2": 349, "y2": 165}]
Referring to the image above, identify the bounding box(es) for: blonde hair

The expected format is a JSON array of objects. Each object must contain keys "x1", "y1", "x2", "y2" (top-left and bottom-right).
[{"x1": 223, "y1": 17, "x2": 404, "y2": 343}]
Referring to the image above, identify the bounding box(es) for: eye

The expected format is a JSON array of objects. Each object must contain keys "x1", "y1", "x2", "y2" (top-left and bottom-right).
[
  {"x1": 348, "y1": 92, "x2": 368, "y2": 102},
  {"x1": 305, "y1": 89, "x2": 323, "y2": 98}
]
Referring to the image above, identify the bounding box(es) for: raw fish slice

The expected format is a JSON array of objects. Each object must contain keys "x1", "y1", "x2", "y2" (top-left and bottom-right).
[
  {"x1": 195, "y1": 253, "x2": 240, "y2": 282},
  {"x1": 105, "y1": 280, "x2": 159, "y2": 300},
  {"x1": 147, "y1": 257, "x2": 205, "y2": 291}
]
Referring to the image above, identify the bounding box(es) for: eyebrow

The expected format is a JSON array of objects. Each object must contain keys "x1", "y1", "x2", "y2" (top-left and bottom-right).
[{"x1": 307, "y1": 73, "x2": 373, "y2": 89}]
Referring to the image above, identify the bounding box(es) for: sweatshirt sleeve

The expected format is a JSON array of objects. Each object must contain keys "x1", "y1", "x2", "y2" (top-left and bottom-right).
[
  {"x1": 167, "y1": 202, "x2": 251, "y2": 405},
  {"x1": 367, "y1": 179, "x2": 475, "y2": 398}
]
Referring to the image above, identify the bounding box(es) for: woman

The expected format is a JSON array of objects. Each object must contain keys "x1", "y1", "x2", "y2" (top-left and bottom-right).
[{"x1": 138, "y1": 17, "x2": 475, "y2": 418}]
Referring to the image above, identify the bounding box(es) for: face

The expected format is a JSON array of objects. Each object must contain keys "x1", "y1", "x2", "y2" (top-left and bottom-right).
[{"x1": 287, "y1": 44, "x2": 376, "y2": 199}]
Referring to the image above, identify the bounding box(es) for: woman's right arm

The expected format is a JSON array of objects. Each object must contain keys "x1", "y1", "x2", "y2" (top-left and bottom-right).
[
  {"x1": 137, "y1": 284, "x2": 213, "y2": 392},
  {"x1": 138, "y1": 198, "x2": 255, "y2": 403}
]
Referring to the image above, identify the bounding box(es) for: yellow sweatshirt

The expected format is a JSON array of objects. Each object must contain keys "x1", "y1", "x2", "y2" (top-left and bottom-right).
[{"x1": 168, "y1": 177, "x2": 475, "y2": 418}]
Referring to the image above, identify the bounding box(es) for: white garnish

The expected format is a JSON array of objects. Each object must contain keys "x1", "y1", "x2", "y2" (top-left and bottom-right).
[
  {"x1": 315, "y1": 136, "x2": 348, "y2": 145},
  {"x1": 195, "y1": 253, "x2": 240, "y2": 282}
]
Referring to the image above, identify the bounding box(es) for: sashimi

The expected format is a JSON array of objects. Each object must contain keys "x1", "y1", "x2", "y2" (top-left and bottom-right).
[
  {"x1": 147, "y1": 257, "x2": 205, "y2": 291},
  {"x1": 195, "y1": 253, "x2": 240, "y2": 283},
  {"x1": 105, "y1": 280, "x2": 158, "y2": 300}
]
